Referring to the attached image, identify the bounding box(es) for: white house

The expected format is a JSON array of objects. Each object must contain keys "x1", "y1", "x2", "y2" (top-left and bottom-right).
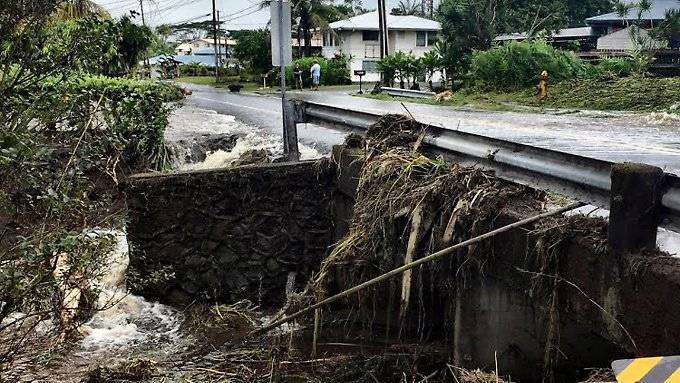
[
  {"x1": 175, "y1": 37, "x2": 235, "y2": 56},
  {"x1": 323, "y1": 11, "x2": 442, "y2": 82}
]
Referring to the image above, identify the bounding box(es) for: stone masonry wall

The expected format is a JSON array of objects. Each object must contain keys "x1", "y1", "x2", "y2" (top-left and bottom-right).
[{"x1": 125, "y1": 161, "x2": 335, "y2": 306}]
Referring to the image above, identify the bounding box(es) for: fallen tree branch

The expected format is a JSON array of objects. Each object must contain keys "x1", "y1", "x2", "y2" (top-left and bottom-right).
[{"x1": 250, "y1": 202, "x2": 586, "y2": 336}]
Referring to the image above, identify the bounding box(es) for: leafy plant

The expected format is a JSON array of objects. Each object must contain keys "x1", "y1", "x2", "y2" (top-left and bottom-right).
[
  {"x1": 470, "y1": 40, "x2": 584, "y2": 90},
  {"x1": 233, "y1": 29, "x2": 273, "y2": 75},
  {"x1": 377, "y1": 52, "x2": 423, "y2": 88},
  {"x1": 285, "y1": 55, "x2": 350, "y2": 86}
]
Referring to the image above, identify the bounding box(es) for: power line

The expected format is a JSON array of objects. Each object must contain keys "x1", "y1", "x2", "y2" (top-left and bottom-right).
[
  {"x1": 222, "y1": 6, "x2": 263, "y2": 22},
  {"x1": 220, "y1": 3, "x2": 259, "y2": 19}
]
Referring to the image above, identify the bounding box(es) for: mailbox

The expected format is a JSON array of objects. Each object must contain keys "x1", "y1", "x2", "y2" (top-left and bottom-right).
[{"x1": 354, "y1": 70, "x2": 366, "y2": 94}]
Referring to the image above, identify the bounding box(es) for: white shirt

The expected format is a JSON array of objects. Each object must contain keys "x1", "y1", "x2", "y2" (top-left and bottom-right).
[{"x1": 310, "y1": 63, "x2": 321, "y2": 77}]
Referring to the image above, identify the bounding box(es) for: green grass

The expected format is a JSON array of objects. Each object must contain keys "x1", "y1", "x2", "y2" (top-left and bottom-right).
[
  {"x1": 357, "y1": 76, "x2": 680, "y2": 113},
  {"x1": 512, "y1": 76, "x2": 680, "y2": 112},
  {"x1": 174, "y1": 76, "x2": 357, "y2": 93}
]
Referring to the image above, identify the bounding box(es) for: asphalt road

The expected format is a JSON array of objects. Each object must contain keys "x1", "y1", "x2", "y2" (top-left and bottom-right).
[{"x1": 180, "y1": 83, "x2": 680, "y2": 175}]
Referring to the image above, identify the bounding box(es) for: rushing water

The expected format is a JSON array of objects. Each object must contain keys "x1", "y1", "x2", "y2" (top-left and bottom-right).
[
  {"x1": 77, "y1": 231, "x2": 182, "y2": 356},
  {"x1": 166, "y1": 105, "x2": 324, "y2": 170}
]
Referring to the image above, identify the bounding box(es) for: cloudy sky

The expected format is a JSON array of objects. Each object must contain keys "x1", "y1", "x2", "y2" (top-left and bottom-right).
[{"x1": 94, "y1": 0, "x2": 419, "y2": 27}]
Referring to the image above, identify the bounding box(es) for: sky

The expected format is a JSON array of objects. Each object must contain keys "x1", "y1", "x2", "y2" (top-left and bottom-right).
[{"x1": 94, "y1": 0, "x2": 419, "y2": 28}]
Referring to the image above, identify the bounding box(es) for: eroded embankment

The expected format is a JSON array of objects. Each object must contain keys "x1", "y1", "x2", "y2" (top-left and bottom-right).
[{"x1": 120, "y1": 114, "x2": 680, "y2": 382}]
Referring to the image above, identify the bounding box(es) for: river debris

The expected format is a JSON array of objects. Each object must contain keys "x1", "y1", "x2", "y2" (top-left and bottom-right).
[
  {"x1": 84, "y1": 358, "x2": 156, "y2": 382},
  {"x1": 283, "y1": 114, "x2": 538, "y2": 336}
]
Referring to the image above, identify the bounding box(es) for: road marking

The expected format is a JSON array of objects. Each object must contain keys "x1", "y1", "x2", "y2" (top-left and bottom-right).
[
  {"x1": 615, "y1": 357, "x2": 663, "y2": 383},
  {"x1": 613, "y1": 356, "x2": 680, "y2": 383},
  {"x1": 192, "y1": 95, "x2": 279, "y2": 115},
  {"x1": 664, "y1": 367, "x2": 680, "y2": 383}
]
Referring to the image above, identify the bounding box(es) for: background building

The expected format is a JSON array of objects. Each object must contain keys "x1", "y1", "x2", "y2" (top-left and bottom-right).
[{"x1": 323, "y1": 11, "x2": 441, "y2": 82}]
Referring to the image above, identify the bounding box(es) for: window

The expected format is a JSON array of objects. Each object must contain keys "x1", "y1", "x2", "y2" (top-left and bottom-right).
[
  {"x1": 416, "y1": 31, "x2": 426, "y2": 47},
  {"x1": 323, "y1": 32, "x2": 337, "y2": 47},
  {"x1": 362, "y1": 30, "x2": 379, "y2": 41},
  {"x1": 416, "y1": 31, "x2": 438, "y2": 47},
  {"x1": 362, "y1": 60, "x2": 379, "y2": 73},
  {"x1": 427, "y1": 32, "x2": 438, "y2": 46}
]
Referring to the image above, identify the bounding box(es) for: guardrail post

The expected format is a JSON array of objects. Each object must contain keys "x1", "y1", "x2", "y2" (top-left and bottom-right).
[
  {"x1": 608, "y1": 163, "x2": 664, "y2": 255},
  {"x1": 283, "y1": 98, "x2": 300, "y2": 161}
]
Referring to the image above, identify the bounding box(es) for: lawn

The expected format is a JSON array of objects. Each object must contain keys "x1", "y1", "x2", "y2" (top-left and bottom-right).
[{"x1": 359, "y1": 76, "x2": 680, "y2": 113}]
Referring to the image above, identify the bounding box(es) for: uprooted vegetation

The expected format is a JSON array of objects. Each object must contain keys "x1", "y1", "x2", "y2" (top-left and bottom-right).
[{"x1": 237, "y1": 115, "x2": 615, "y2": 382}]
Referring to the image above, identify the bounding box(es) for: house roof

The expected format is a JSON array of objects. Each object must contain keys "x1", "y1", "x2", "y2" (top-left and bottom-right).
[
  {"x1": 198, "y1": 37, "x2": 237, "y2": 45},
  {"x1": 586, "y1": 0, "x2": 679, "y2": 23},
  {"x1": 329, "y1": 11, "x2": 441, "y2": 31},
  {"x1": 149, "y1": 54, "x2": 220, "y2": 67},
  {"x1": 495, "y1": 27, "x2": 596, "y2": 41}
]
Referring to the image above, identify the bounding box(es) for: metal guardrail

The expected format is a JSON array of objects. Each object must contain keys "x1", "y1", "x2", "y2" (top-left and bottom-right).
[
  {"x1": 382, "y1": 87, "x2": 435, "y2": 99},
  {"x1": 295, "y1": 100, "x2": 680, "y2": 232}
]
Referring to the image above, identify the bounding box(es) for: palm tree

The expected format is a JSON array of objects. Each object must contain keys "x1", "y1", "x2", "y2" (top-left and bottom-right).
[
  {"x1": 262, "y1": 0, "x2": 345, "y2": 57},
  {"x1": 392, "y1": 0, "x2": 424, "y2": 16},
  {"x1": 53, "y1": 0, "x2": 109, "y2": 21}
]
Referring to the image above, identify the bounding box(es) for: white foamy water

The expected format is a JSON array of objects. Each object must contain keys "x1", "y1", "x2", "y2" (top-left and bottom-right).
[
  {"x1": 643, "y1": 112, "x2": 680, "y2": 126},
  {"x1": 167, "y1": 105, "x2": 322, "y2": 170},
  {"x1": 78, "y1": 230, "x2": 181, "y2": 354}
]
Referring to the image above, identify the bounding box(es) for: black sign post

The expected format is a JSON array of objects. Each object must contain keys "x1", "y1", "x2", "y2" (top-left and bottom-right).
[{"x1": 354, "y1": 70, "x2": 366, "y2": 94}]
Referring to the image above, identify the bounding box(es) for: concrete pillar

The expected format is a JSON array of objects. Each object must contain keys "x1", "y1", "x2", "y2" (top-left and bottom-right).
[
  {"x1": 331, "y1": 145, "x2": 365, "y2": 240},
  {"x1": 608, "y1": 163, "x2": 664, "y2": 255}
]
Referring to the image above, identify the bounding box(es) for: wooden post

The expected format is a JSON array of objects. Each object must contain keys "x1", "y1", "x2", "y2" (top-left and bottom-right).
[{"x1": 608, "y1": 163, "x2": 664, "y2": 255}]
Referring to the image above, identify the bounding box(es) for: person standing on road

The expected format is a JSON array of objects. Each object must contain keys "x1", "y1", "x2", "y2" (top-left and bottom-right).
[
  {"x1": 310, "y1": 60, "x2": 321, "y2": 91},
  {"x1": 293, "y1": 64, "x2": 303, "y2": 89}
]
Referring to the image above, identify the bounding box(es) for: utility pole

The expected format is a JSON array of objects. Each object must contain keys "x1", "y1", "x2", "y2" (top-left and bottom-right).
[
  {"x1": 211, "y1": 0, "x2": 219, "y2": 82},
  {"x1": 377, "y1": 0, "x2": 389, "y2": 58},
  {"x1": 139, "y1": 0, "x2": 146, "y2": 25},
  {"x1": 139, "y1": 0, "x2": 150, "y2": 76},
  {"x1": 217, "y1": 10, "x2": 222, "y2": 72},
  {"x1": 377, "y1": 0, "x2": 389, "y2": 84}
]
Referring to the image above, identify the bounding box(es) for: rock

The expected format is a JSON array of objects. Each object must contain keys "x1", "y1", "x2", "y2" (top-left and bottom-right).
[
  {"x1": 232, "y1": 149, "x2": 270, "y2": 166},
  {"x1": 180, "y1": 133, "x2": 239, "y2": 163}
]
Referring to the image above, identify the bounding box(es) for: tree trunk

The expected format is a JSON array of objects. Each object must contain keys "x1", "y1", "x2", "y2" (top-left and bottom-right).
[{"x1": 304, "y1": 27, "x2": 312, "y2": 57}]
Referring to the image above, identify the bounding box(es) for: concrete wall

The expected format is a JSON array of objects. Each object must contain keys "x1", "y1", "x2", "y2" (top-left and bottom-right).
[
  {"x1": 125, "y1": 161, "x2": 336, "y2": 306},
  {"x1": 330, "y1": 146, "x2": 680, "y2": 381}
]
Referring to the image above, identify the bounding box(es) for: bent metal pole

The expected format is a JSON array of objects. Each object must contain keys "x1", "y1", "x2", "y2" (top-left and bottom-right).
[{"x1": 250, "y1": 201, "x2": 586, "y2": 336}]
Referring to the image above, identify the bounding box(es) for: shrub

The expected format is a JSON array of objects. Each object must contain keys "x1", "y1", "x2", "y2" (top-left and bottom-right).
[
  {"x1": 377, "y1": 52, "x2": 424, "y2": 88},
  {"x1": 40, "y1": 75, "x2": 184, "y2": 171},
  {"x1": 285, "y1": 55, "x2": 351, "y2": 87},
  {"x1": 591, "y1": 58, "x2": 635, "y2": 78},
  {"x1": 470, "y1": 40, "x2": 585, "y2": 90}
]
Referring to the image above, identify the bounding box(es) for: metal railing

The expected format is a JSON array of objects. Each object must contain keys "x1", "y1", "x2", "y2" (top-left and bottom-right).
[
  {"x1": 382, "y1": 87, "x2": 436, "y2": 99},
  {"x1": 293, "y1": 100, "x2": 680, "y2": 233}
]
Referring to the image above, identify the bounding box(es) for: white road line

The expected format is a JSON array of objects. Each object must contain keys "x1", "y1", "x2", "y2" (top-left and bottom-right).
[{"x1": 192, "y1": 95, "x2": 280, "y2": 115}]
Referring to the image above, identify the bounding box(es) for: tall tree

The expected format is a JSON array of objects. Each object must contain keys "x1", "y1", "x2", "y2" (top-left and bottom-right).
[
  {"x1": 53, "y1": 0, "x2": 110, "y2": 21},
  {"x1": 263, "y1": 0, "x2": 348, "y2": 57},
  {"x1": 392, "y1": 0, "x2": 424, "y2": 16},
  {"x1": 233, "y1": 29, "x2": 273, "y2": 74}
]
